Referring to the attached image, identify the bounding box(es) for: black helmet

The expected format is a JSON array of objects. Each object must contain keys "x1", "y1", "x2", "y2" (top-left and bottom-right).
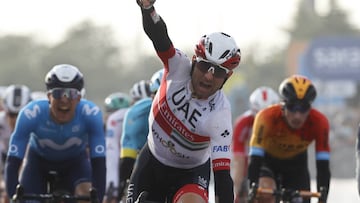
[
  {"x1": 45, "y1": 64, "x2": 84, "y2": 91},
  {"x1": 278, "y1": 75, "x2": 316, "y2": 105}
]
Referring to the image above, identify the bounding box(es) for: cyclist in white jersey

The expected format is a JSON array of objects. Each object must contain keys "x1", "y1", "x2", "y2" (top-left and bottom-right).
[
  {"x1": 103, "y1": 92, "x2": 134, "y2": 203},
  {"x1": 127, "y1": 1, "x2": 241, "y2": 203},
  {"x1": 0, "y1": 85, "x2": 31, "y2": 203},
  {"x1": 104, "y1": 81, "x2": 151, "y2": 203},
  {"x1": 0, "y1": 85, "x2": 32, "y2": 166}
]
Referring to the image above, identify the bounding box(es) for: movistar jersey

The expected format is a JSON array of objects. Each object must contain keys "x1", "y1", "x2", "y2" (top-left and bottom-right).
[{"x1": 8, "y1": 99, "x2": 106, "y2": 161}]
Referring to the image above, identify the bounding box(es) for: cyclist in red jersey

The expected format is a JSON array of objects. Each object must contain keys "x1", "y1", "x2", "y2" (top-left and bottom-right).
[
  {"x1": 128, "y1": 0, "x2": 241, "y2": 202},
  {"x1": 247, "y1": 75, "x2": 331, "y2": 203},
  {"x1": 232, "y1": 86, "x2": 279, "y2": 203}
]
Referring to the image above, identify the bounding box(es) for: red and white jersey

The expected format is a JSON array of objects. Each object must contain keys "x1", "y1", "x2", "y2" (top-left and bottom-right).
[
  {"x1": 232, "y1": 110, "x2": 255, "y2": 156},
  {"x1": 147, "y1": 48, "x2": 233, "y2": 171}
]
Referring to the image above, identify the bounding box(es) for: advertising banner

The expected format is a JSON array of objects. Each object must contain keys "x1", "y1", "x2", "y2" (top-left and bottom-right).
[{"x1": 303, "y1": 37, "x2": 360, "y2": 80}]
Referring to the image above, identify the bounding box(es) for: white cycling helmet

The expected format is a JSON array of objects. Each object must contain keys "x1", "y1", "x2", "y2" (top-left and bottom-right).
[
  {"x1": 3, "y1": 84, "x2": 31, "y2": 114},
  {"x1": 45, "y1": 64, "x2": 84, "y2": 91},
  {"x1": 195, "y1": 32, "x2": 241, "y2": 70},
  {"x1": 149, "y1": 69, "x2": 164, "y2": 93},
  {"x1": 249, "y1": 86, "x2": 280, "y2": 113},
  {"x1": 129, "y1": 80, "x2": 151, "y2": 101}
]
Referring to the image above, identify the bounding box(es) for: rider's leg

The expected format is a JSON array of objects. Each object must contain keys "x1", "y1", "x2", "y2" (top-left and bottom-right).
[
  {"x1": 67, "y1": 153, "x2": 93, "y2": 202},
  {"x1": 19, "y1": 149, "x2": 47, "y2": 194}
]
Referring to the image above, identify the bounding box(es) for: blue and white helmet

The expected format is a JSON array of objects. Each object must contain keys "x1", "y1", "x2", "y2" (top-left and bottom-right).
[
  {"x1": 129, "y1": 80, "x2": 151, "y2": 101},
  {"x1": 149, "y1": 69, "x2": 164, "y2": 93}
]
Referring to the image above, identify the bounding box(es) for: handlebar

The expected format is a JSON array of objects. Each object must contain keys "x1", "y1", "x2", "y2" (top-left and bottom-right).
[
  {"x1": 255, "y1": 187, "x2": 321, "y2": 198},
  {"x1": 12, "y1": 184, "x2": 99, "y2": 203},
  {"x1": 248, "y1": 183, "x2": 324, "y2": 203}
]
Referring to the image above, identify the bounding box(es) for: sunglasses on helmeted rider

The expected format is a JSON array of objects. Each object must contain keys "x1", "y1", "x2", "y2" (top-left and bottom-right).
[
  {"x1": 285, "y1": 102, "x2": 311, "y2": 113},
  {"x1": 49, "y1": 88, "x2": 81, "y2": 100},
  {"x1": 195, "y1": 57, "x2": 230, "y2": 78}
]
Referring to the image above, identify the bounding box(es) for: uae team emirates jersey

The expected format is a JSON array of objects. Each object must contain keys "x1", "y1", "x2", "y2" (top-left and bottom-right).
[{"x1": 147, "y1": 48, "x2": 233, "y2": 171}]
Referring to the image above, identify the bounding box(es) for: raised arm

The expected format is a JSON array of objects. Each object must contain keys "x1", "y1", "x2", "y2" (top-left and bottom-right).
[{"x1": 137, "y1": 0, "x2": 173, "y2": 53}]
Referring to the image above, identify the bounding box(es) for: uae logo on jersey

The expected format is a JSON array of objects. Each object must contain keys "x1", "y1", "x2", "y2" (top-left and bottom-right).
[{"x1": 220, "y1": 129, "x2": 230, "y2": 138}]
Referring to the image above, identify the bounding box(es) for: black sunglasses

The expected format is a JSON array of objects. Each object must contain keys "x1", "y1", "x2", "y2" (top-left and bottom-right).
[
  {"x1": 285, "y1": 103, "x2": 311, "y2": 113},
  {"x1": 195, "y1": 57, "x2": 230, "y2": 78},
  {"x1": 49, "y1": 88, "x2": 80, "y2": 100}
]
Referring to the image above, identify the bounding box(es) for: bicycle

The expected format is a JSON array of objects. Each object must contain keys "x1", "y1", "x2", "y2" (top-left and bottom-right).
[
  {"x1": 247, "y1": 183, "x2": 326, "y2": 203},
  {"x1": 12, "y1": 171, "x2": 99, "y2": 203}
]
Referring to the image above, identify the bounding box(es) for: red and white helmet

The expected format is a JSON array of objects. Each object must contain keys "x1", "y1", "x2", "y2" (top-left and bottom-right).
[
  {"x1": 249, "y1": 86, "x2": 280, "y2": 113},
  {"x1": 195, "y1": 32, "x2": 241, "y2": 70}
]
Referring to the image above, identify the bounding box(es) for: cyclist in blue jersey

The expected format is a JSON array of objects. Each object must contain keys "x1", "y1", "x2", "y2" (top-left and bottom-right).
[
  {"x1": 117, "y1": 69, "x2": 163, "y2": 200},
  {"x1": 4, "y1": 64, "x2": 106, "y2": 202}
]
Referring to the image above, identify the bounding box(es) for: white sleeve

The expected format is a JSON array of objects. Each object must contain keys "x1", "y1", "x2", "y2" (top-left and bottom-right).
[
  {"x1": 105, "y1": 112, "x2": 122, "y2": 188},
  {"x1": 208, "y1": 107, "x2": 233, "y2": 168}
]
